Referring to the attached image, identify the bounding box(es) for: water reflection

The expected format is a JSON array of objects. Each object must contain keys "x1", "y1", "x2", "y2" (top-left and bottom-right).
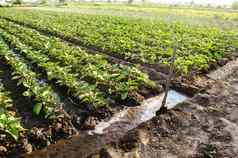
[{"x1": 25, "y1": 90, "x2": 189, "y2": 158}]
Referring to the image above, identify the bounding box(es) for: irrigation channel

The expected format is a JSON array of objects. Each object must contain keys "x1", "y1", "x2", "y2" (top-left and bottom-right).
[
  {"x1": 23, "y1": 42, "x2": 190, "y2": 158},
  {"x1": 25, "y1": 89, "x2": 189, "y2": 158},
  {"x1": 24, "y1": 58, "x2": 238, "y2": 158}
]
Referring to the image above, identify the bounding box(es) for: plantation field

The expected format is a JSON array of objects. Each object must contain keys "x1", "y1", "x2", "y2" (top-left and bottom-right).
[
  {"x1": 0, "y1": 6, "x2": 237, "y2": 157},
  {"x1": 64, "y1": 3, "x2": 238, "y2": 20},
  {"x1": 19, "y1": 5, "x2": 238, "y2": 29}
]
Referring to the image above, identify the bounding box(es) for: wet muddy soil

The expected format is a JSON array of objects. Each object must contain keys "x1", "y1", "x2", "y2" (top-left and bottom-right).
[
  {"x1": 23, "y1": 59, "x2": 238, "y2": 158},
  {"x1": 0, "y1": 60, "x2": 77, "y2": 157},
  {"x1": 23, "y1": 89, "x2": 188, "y2": 158},
  {"x1": 94, "y1": 66, "x2": 238, "y2": 158},
  {"x1": 0, "y1": 37, "x2": 236, "y2": 157}
]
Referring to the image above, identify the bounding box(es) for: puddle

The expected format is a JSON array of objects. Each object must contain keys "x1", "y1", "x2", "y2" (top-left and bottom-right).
[
  {"x1": 91, "y1": 90, "x2": 188, "y2": 135},
  {"x1": 25, "y1": 90, "x2": 189, "y2": 158}
]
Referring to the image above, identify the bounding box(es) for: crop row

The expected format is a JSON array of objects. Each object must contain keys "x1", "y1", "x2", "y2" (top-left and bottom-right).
[
  {"x1": 0, "y1": 19, "x2": 161, "y2": 104},
  {"x1": 0, "y1": 30, "x2": 110, "y2": 110},
  {"x1": 0, "y1": 9, "x2": 237, "y2": 74},
  {"x1": 0, "y1": 37, "x2": 61, "y2": 118},
  {"x1": 71, "y1": 4, "x2": 238, "y2": 21},
  {"x1": 0, "y1": 82, "x2": 23, "y2": 140}
]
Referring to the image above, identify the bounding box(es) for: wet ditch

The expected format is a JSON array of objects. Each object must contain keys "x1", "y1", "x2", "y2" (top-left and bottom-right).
[
  {"x1": 0, "y1": 29, "x2": 168, "y2": 157},
  {"x1": 24, "y1": 57, "x2": 238, "y2": 158},
  {"x1": 25, "y1": 89, "x2": 190, "y2": 158}
]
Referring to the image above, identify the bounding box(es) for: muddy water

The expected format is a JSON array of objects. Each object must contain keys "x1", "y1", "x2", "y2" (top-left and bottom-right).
[
  {"x1": 25, "y1": 90, "x2": 188, "y2": 158},
  {"x1": 92, "y1": 90, "x2": 188, "y2": 135}
]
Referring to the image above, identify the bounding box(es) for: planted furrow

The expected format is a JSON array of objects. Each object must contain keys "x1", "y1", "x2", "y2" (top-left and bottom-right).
[
  {"x1": 0, "y1": 30, "x2": 108, "y2": 109},
  {"x1": 0, "y1": 9, "x2": 236, "y2": 75},
  {"x1": 0, "y1": 13, "x2": 168, "y2": 72},
  {"x1": 0, "y1": 82, "x2": 23, "y2": 140},
  {"x1": 0, "y1": 19, "x2": 162, "y2": 104},
  {"x1": 0, "y1": 37, "x2": 59, "y2": 118}
]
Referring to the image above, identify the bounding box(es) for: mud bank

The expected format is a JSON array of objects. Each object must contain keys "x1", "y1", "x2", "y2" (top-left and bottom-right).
[
  {"x1": 94, "y1": 65, "x2": 238, "y2": 158},
  {"x1": 24, "y1": 90, "x2": 188, "y2": 158},
  {"x1": 22, "y1": 58, "x2": 238, "y2": 158}
]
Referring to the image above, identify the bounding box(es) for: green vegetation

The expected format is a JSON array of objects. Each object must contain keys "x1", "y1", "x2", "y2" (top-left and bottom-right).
[
  {"x1": 0, "y1": 19, "x2": 160, "y2": 104},
  {"x1": 0, "y1": 37, "x2": 58, "y2": 117},
  {"x1": 0, "y1": 6, "x2": 237, "y2": 151},
  {"x1": 0, "y1": 9, "x2": 236, "y2": 74},
  {"x1": 0, "y1": 82, "x2": 23, "y2": 140},
  {"x1": 62, "y1": 3, "x2": 238, "y2": 22},
  {"x1": 0, "y1": 9, "x2": 164, "y2": 122}
]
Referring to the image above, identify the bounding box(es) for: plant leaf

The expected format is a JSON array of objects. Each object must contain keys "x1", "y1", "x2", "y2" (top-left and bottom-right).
[{"x1": 33, "y1": 103, "x2": 42, "y2": 115}]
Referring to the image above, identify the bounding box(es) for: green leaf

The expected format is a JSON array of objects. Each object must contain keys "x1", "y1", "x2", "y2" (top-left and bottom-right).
[
  {"x1": 6, "y1": 127, "x2": 19, "y2": 140},
  {"x1": 33, "y1": 103, "x2": 42, "y2": 115}
]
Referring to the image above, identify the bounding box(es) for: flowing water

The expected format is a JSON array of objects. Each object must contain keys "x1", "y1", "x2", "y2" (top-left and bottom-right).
[{"x1": 25, "y1": 90, "x2": 189, "y2": 158}]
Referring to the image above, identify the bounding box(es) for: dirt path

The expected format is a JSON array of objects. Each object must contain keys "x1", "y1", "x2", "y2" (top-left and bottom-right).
[{"x1": 97, "y1": 65, "x2": 238, "y2": 157}]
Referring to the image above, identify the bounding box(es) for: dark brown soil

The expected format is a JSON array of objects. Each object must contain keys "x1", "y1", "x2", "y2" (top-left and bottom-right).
[
  {"x1": 95, "y1": 66, "x2": 238, "y2": 158},
  {"x1": 1, "y1": 53, "x2": 236, "y2": 158},
  {"x1": 0, "y1": 60, "x2": 78, "y2": 157}
]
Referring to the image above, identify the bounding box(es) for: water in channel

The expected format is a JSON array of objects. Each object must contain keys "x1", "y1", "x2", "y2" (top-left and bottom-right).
[{"x1": 25, "y1": 90, "x2": 189, "y2": 158}]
